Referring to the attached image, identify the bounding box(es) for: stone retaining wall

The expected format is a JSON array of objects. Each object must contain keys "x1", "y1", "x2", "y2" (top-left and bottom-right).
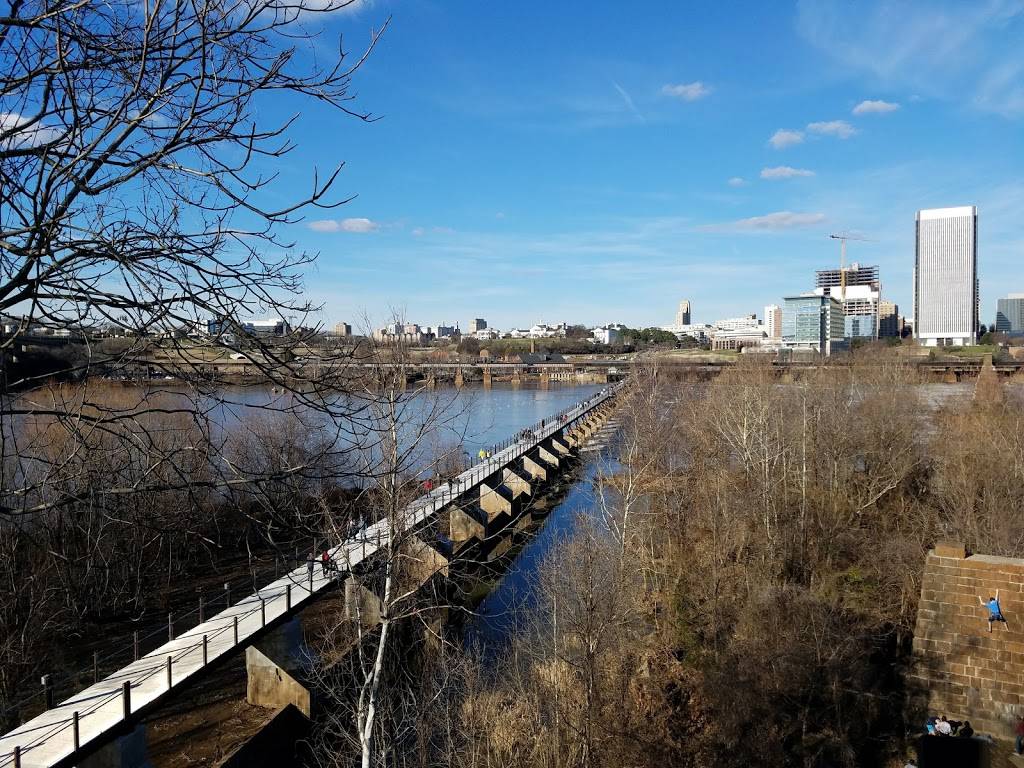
[{"x1": 909, "y1": 542, "x2": 1024, "y2": 739}]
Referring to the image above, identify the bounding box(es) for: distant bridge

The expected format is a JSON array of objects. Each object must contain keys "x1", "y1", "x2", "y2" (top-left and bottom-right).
[{"x1": 0, "y1": 386, "x2": 622, "y2": 768}]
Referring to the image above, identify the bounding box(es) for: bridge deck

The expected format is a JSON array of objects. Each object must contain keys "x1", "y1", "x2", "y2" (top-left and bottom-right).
[{"x1": 0, "y1": 387, "x2": 618, "y2": 768}]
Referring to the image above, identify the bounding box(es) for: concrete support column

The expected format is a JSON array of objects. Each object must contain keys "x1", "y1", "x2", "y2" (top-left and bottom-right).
[
  {"x1": 538, "y1": 444, "x2": 559, "y2": 467},
  {"x1": 246, "y1": 646, "x2": 312, "y2": 717},
  {"x1": 450, "y1": 506, "x2": 485, "y2": 548},
  {"x1": 76, "y1": 725, "x2": 152, "y2": 768},
  {"x1": 480, "y1": 481, "x2": 513, "y2": 521},
  {"x1": 344, "y1": 579, "x2": 383, "y2": 629},
  {"x1": 483, "y1": 366, "x2": 492, "y2": 388},
  {"x1": 521, "y1": 455, "x2": 548, "y2": 481},
  {"x1": 454, "y1": 368, "x2": 464, "y2": 388}
]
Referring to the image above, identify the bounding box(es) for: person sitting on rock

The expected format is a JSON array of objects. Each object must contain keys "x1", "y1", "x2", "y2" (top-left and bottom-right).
[{"x1": 978, "y1": 589, "x2": 1008, "y2": 632}]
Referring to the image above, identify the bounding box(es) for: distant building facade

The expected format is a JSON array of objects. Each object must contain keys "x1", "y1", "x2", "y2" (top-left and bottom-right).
[
  {"x1": 996, "y1": 294, "x2": 1024, "y2": 334},
  {"x1": 334, "y1": 322, "x2": 352, "y2": 336},
  {"x1": 470, "y1": 318, "x2": 488, "y2": 333},
  {"x1": 782, "y1": 295, "x2": 846, "y2": 356},
  {"x1": 914, "y1": 206, "x2": 978, "y2": 347},
  {"x1": 764, "y1": 304, "x2": 782, "y2": 339},
  {"x1": 713, "y1": 314, "x2": 760, "y2": 332},
  {"x1": 712, "y1": 327, "x2": 766, "y2": 351},
  {"x1": 675, "y1": 300, "x2": 691, "y2": 326},
  {"x1": 593, "y1": 326, "x2": 623, "y2": 345},
  {"x1": 878, "y1": 301, "x2": 900, "y2": 338}
]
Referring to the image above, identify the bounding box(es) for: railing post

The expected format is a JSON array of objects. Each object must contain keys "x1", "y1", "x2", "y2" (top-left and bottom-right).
[
  {"x1": 167, "y1": 612, "x2": 174, "y2": 642},
  {"x1": 308, "y1": 566, "x2": 313, "y2": 593},
  {"x1": 73, "y1": 710, "x2": 80, "y2": 751},
  {"x1": 122, "y1": 680, "x2": 131, "y2": 718},
  {"x1": 42, "y1": 674, "x2": 53, "y2": 710},
  {"x1": 260, "y1": 598, "x2": 266, "y2": 627},
  {"x1": 134, "y1": 630, "x2": 140, "y2": 661},
  {"x1": 286, "y1": 583, "x2": 292, "y2": 610},
  {"x1": 233, "y1": 615, "x2": 239, "y2": 645},
  {"x1": 12, "y1": 746, "x2": 20, "y2": 768},
  {"x1": 93, "y1": 651, "x2": 99, "y2": 684},
  {"x1": 166, "y1": 656, "x2": 172, "y2": 689},
  {"x1": 202, "y1": 634, "x2": 208, "y2": 665}
]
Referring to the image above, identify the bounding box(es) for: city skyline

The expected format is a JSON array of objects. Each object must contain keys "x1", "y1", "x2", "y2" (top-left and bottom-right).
[{"x1": 271, "y1": 1, "x2": 1023, "y2": 330}]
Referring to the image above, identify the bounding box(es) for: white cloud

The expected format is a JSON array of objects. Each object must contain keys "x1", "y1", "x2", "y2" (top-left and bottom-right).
[
  {"x1": 661, "y1": 82, "x2": 712, "y2": 101},
  {"x1": 711, "y1": 211, "x2": 827, "y2": 232},
  {"x1": 761, "y1": 166, "x2": 816, "y2": 179},
  {"x1": 0, "y1": 111, "x2": 63, "y2": 148},
  {"x1": 807, "y1": 119, "x2": 857, "y2": 138},
  {"x1": 769, "y1": 129, "x2": 804, "y2": 149},
  {"x1": 308, "y1": 217, "x2": 379, "y2": 233},
  {"x1": 727, "y1": 177, "x2": 748, "y2": 187},
  {"x1": 852, "y1": 99, "x2": 901, "y2": 115}
]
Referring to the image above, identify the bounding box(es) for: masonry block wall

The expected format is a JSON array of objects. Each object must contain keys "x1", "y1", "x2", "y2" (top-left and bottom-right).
[{"x1": 909, "y1": 543, "x2": 1024, "y2": 738}]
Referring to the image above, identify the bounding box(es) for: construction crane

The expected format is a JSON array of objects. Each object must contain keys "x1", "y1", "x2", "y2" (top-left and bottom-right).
[{"x1": 828, "y1": 232, "x2": 872, "y2": 302}]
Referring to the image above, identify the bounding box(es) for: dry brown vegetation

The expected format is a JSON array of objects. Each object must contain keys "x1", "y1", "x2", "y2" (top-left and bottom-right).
[{"x1": 347, "y1": 356, "x2": 1024, "y2": 768}]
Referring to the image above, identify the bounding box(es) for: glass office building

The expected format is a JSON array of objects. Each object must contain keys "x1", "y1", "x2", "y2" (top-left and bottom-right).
[{"x1": 782, "y1": 295, "x2": 847, "y2": 356}]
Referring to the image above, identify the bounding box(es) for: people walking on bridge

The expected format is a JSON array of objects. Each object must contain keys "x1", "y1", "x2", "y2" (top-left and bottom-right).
[
  {"x1": 307, "y1": 551, "x2": 316, "y2": 580},
  {"x1": 321, "y1": 549, "x2": 335, "y2": 576},
  {"x1": 979, "y1": 589, "x2": 1008, "y2": 632},
  {"x1": 478, "y1": 448, "x2": 487, "y2": 461}
]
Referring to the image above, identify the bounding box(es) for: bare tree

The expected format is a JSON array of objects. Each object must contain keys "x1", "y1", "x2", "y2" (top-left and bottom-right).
[
  {"x1": 0, "y1": 0, "x2": 389, "y2": 724},
  {"x1": 307, "y1": 331, "x2": 470, "y2": 768}
]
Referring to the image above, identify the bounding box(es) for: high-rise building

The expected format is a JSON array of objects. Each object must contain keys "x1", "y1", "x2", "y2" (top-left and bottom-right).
[
  {"x1": 996, "y1": 294, "x2": 1024, "y2": 334},
  {"x1": 878, "y1": 300, "x2": 900, "y2": 338},
  {"x1": 815, "y1": 263, "x2": 880, "y2": 295},
  {"x1": 764, "y1": 304, "x2": 782, "y2": 338},
  {"x1": 675, "y1": 300, "x2": 691, "y2": 326},
  {"x1": 814, "y1": 262, "x2": 881, "y2": 339},
  {"x1": 914, "y1": 206, "x2": 978, "y2": 347},
  {"x1": 782, "y1": 295, "x2": 846, "y2": 356},
  {"x1": 334, "y1": 322, "x2": 352, "y2": 336},
  {"x1": 470, "y1": 318, "x2": 487, "y2": 333}
]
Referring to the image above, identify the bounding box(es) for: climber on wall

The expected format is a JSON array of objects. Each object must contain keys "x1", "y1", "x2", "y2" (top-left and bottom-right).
[{"x1": 978, "y1": 589, "x2": 1008, "y2": 632}]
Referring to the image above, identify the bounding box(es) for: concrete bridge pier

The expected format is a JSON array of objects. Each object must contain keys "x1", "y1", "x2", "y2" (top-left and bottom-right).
[
  {"x1": 245, "y1": 646, "x2": 312, "y2": 718},
  {"x1": 76, "y1": 724, "x2": 153, "y2": 768},
  {"x1": 483, "y1": 366, "x2": 492, "y2": 389},
  {"x1": 454, "y1": 368, "x2": 464, "y2": 388},
  {"x1": 521, "y1": 454, "x2": 548, "y2": 482},
  {"x1": 536, "y1": 442, "x2": 560, "y2": 468}
]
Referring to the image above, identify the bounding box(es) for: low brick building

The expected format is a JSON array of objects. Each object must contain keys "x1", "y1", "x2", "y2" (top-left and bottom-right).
[{"x1": 909, "y1": 542, "x2": 1024, "y2": 739}]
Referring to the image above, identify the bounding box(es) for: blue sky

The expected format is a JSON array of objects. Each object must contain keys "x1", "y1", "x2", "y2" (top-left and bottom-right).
[{"x1": 277, "y1": 0, "x2": 1024, "y2": 330}]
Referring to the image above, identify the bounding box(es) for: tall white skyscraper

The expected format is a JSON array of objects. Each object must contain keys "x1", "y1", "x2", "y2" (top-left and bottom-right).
[
  {"x1": 764, "y1": 304, "x2": 782, "y2": 338},
  {"x1": 675, "y1": 300, "x2": 691, "y2": 326},
  {"x1": 914, "y1": 206, "x2": 978, "y2": 347}
]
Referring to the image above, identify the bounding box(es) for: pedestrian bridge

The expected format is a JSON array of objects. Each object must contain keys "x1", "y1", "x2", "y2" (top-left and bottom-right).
[{"x1": 0, "y1": 386, "x2": 621, "y2": 768}]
